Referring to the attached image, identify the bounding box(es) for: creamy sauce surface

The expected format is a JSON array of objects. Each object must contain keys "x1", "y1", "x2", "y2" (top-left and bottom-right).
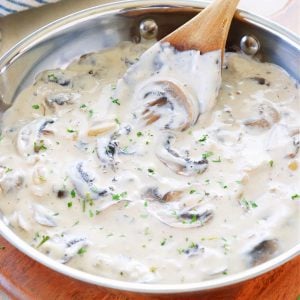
[{"x1": 0, "y1": 41, "x2": 299, "y2": 284}]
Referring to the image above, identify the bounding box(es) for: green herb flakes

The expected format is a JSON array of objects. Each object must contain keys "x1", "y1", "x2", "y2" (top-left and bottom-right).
[
  {"x1": 77, "y1": 247, "x2": 87, "y2": 255},
  {"x1": 70, "y1": 189, "x2": 76, "y2": 198},
  {"x1": 291, "y1": 194, "x2": 300, "y2": 200},
  {"x1": 160, "y1": 238, "x2": 167, "y2": 246},
  {"x1": 37, "y1": 235, "x2": 50, "y2": 248},
  {"x1": 67, "y1": 128, "x2": 77, "y2": 133},
  {"x1": 198, "y1": 134, "x2": 208, "y2": 143},
  {"x1": 202, "y1": 151, "x2": 214, "y2": 159},
  {"x1": 148, "y1": 168, "x2": 155, "y2": 175},
  {"x1": 34, "y1": 140, "x2": 47, "y2": 153},
  {"x1": 111, "y1": 97, "x2": 120, "y2": 105},
  {"x1": 32, "y1": 104, "x2": 40, "y2": 110}
]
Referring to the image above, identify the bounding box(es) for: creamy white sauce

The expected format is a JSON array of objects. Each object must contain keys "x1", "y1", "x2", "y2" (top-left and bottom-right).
[{"x1": 0, "y1": 41, "x2": 299, "y2": 284}]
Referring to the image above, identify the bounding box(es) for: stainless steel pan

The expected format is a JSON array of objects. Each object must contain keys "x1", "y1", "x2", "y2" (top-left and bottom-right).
[{"x1": 0, "y1": 0, "x2": 299, "y2": 294}]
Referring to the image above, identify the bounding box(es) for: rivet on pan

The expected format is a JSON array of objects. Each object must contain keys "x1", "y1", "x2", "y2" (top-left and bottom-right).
[
  {"x1": 240, "y1": 35, "x2": 260, "y2": 55},
  {"x1": 139, "y1": 19, "x2": 158, "y2": 40}
]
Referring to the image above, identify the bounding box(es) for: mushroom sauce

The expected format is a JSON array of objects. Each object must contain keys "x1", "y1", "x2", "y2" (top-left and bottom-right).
[{"x1": 0, "y1": 41, "x2": 299, "y2": 283}]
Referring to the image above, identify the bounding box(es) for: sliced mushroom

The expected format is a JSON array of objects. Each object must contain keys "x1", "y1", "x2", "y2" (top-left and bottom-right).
[
  {"x1": 88, "y1": 121, "x2": 117, "y2": 137},
  {"x1": 265, "y1": 125, "x2": 299, "y2": 159},
  {"x1": 45, "y1": 92, "x2": 80, "y2": 109},
  {"x1": 144, "y1": 187, "x2": 214, "y2": 228},
  {"x1": 0, "y1": 167, "x2": 24, "y2": 194},
  {"x1": 33, "y1": 204, "x2": 57, "y2": 227},
  {"x1": 137, "y1": 80, "x2": 199, "y2": 131},
  {"x1": 17, "y1": 118, "x2": 55, "y2": 158},
  {"x1": 42, "y1": 233, "x2": 90, "y2": 264},
  {"x1": 156, "y1": 135, "x2": 208, "y2": 176},
  {"x1": 244, "y1": 103, "x2": 280, "y2": 130},
  {"x1": 247, "y1": 239, "x2": 278, "y2": 266},
  {"x1": 68, "y1": 161, "x2": 107, "y2": 200},
  {"x1": 38, "y1": 69, "x2": 72, "y2": 87},
  {"x1": 96, "y1": 136, "x2": 119, "y2": 168}
]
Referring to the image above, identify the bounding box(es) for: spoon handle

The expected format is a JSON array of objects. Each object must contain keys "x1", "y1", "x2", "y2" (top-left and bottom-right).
[{"x1": 163, "y1": 0, "x2": 240, "y2": 54}]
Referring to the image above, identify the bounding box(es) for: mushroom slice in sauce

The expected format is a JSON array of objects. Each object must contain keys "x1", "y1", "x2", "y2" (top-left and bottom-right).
[
  {"x1": 45, "y1": 92, "x2": 80, "y2": 109},
  {"x1": 16, "y1": 118, "x2": 55, "y2": 158},
  {"x1": 144, "y1": 187, "x2": 214, "y2": 228},
  {"x1": 38, "y1": 69, "x2": 72, "y2": 87},
  {"x1": 33, "y1": 204, "x2": 57, "y2": 227},
  {"x1": 244, "y1": 102, "x2": 280, "y2": 130},
  {"x1": 96, "y1": 136, "x2": 119, "y2": 168},
  {"x1": 43, "y1": 234, "x2": 90, "y2": 264},
  {"x1": 95, "y1": 253, "x2": 158, "y2": 283},
  {"x1": 247, "y1": 239, "x2": 278, "y2": 266},
  {"x1": 0, "y1": 167, "x2": 24, "y2": 194},
  {"x1": 156, "y1": 135, "x2": 208, "y2": 176},
  {"x1": 87, "y1": 121, "x2": 117, "y2": 137},
  {"x1": 68, "y1": 161, "x2": 107, "y2": 200},
  {"x1": 265, "y1": 125, "x2": 299, "y2": 159},
  {"x1": 138, "y1": 80, "x2": 199, "y2": 131}
]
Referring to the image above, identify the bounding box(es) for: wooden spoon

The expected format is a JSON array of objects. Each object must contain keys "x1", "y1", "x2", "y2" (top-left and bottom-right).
[{"x1": 162, "y1": 0, "x2": 240, "y2": 55}]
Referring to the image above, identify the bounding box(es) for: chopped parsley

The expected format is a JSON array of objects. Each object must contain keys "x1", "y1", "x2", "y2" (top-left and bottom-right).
[
  {"x1": 67, "y1": 202, "x2": 73, "y2": 208},
  {"x1": 111, "y1": 97, "x2": 120, "y2": 105},
  {"x1": 150, "y1": 266, "x2": 157, "y2": 273},
  {"x1": 241, "y1": 198, "x2": 258, "y2": 209},
  {"x1": 202, "y1": 151, "x2": 214, "y2": 159},
  {"x1": 189, "y1": 189, "x2": 196, "y2": 194},
  {"x1": 80, "y1": 104, "x2": 87, "y2": 109},
  {"x1": 291, "y1": 194, "x2": 300, "y2": 200},
  {"x1": 136, "y1": 131, "x2": 143, "y2": 137},
  {"x1": 70, "y1": 189, "x2": 76, "y2": 198},
  {"x1": 112, "y1": 191, "x2": 127, "y2": 201},
  {"x1": 66, "y1": 128, "x2": 77, "y2": 133},
  {"x1": 212, "y1": 156, "x2": 221, "y2": 163},
  {"x1": 269, "y1": 160, "x2": 274, "y2": 167},
  {"x1": 34, "y1": 140, "x2": 47, "y2": 153},
  {"x1": 37, "y1": 235, "x2": 50, "y2": 248},
  {"x1": 218, "y1": 181, "x2": 228, "y2": 189},
  {"x1": 77, "y1": 247, "x2": 87, "y2": 255},
  {"x1": 88, "y1": 109, "x2": 94, "y2": 118},
  {"x1": 5, "y1": 167, "x2": 13, "y2": 173},
  {"x1": 114, "y1": 118, "x2": 120, "y2": 125},
  {"x1": 198, "y1": 134, "x2": 208, "y2": 143},
  {"x1": 32, "y1": 104, "x2": 40, "y2": 110},
  {"x1": 48, "y1": 74, "x2": 58, "y2": 82},
  {"x1": 160, "y1": 238, "x2": 167, "y2": 246},
  {"x1": 147, "y1": 168, "x2": 155, "y2": 175}
]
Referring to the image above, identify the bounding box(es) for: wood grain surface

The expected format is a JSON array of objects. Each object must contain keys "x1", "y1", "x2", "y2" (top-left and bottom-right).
[{"x1": 0, "y1": 236, "x2": 299, "y2": 300}]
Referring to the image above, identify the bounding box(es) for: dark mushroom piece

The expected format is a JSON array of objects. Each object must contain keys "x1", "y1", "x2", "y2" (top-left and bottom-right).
[
  {"x1": 68, "y1": 161, "x2": 107, "y2": 200},
  {"x1": 143, "y1": 187, "x2": 214, "y2": 228},
  {"x1": 17, "y1": 118, "x2": 55, "y2": 158},
  {"x1": 139, "y1": 80, "x2": 200, "y2": 131},
  {"x1": 247, "y1": 239, "x2": 278, "y2": 266},
  {"x1": 96, "y1": 136, "x2": 119, "y2": 169},
  {"x1": 156, "y1": 135, "x2": 208, "y2": 176},
  {"x1": 45, "y1": 92, "x2": 80, "y2": 110},
  {"x1": 244, "y1": 103, "x2": 280, "y2": 130}
]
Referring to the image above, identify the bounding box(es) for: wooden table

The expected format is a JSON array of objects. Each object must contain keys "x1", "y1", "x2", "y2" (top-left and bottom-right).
[{"x1": 0, "y1": 236, "x2": 299, "y2": 299}]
